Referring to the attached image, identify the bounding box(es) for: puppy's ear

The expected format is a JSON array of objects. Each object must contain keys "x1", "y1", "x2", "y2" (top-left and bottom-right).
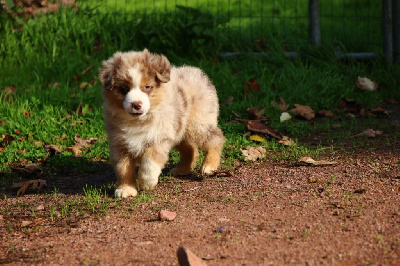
[
  {"x1": 144, "y1": 49, "x2": 171, "y2": 83},
  {"x1": 100, "y1": 54, "x2": 122, "y2": 90}
]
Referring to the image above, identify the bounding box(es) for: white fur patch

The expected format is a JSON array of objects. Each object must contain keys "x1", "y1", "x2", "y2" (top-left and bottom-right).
[
  {"x1": 122, "y1": 66, "x2": 151, "y2": 116},
  {"x1": 138, "y1": 157, "x2": 161, "y2": 190},
  {"x1": 127, "y1": 65, "x2": 142, "y2": 86},
  {"x1": 201, "y1": 165, "x2": 216, "y2": 175},
  {"x1": 115, "y1": 185, "x2": 138, "y2": 198},
  {"x1": 123, "y1": 88, "x2": 150, "y2": 115}
]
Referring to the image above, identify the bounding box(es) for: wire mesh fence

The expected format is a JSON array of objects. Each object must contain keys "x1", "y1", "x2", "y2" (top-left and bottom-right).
[{"x1": 81, "y1": 0, "x2": 382, "y2": 54}]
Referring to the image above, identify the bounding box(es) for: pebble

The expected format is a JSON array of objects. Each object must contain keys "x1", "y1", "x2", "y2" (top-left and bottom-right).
[{"x1": 159, "y1": 210, "x2": 177, "y2": 221}]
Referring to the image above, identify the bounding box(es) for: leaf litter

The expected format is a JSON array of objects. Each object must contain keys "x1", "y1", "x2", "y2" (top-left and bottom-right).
[{"x1": 13, "y1": 179, "x2": 47, "y2": 196}]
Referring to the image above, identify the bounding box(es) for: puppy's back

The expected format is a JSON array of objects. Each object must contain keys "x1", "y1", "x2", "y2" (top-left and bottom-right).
[{"x1": 170, "y1": 66, "x2": 219, "y2": 125}]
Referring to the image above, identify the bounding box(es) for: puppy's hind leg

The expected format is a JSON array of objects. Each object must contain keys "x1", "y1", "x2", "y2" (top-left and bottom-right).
[
  {"x1": 201, "y1": 127, "x2": 225, "y2": 175},
  {"x1": 170, "y1": 141, "x2": 199, "y2": 176}
]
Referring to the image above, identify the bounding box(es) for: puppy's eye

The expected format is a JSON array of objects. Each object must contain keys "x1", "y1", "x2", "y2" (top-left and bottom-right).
[
  {"x1": 144, "y1": 85, "x2": 152, "y2": 91},
  {"x1": 120, "y1": 85, "x2": 130, "y2": 95}
]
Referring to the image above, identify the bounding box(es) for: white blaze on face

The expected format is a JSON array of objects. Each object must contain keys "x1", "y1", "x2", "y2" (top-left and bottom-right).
[{"x1": 123, "y1": 65, "x2": 151, "y2": 116}]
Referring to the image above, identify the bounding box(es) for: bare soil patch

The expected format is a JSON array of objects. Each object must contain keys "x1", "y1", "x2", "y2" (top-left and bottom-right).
[{"x1": 1, "y1": 123, "x2": 400, "y2": 265}]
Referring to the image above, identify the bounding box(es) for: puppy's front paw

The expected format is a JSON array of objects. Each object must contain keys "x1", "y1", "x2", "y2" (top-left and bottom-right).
[
  {"x1": 200, "y1": 165, "x2": 217, "y2": 176},
  {"x1": 115, "y1": 185, "x2": 138, "y2": 198}
]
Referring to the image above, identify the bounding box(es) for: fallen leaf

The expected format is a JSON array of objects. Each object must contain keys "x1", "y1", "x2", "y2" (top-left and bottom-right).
[
  {"x1": 23, "y1": 108, "x2": 31, "y2": 117},
  {"x1": 13, "y1": 179, "x2": 46, "y2": 196},
  {"x1": 159, "y1": 210, "x2": 177, "y2": 221},
  {"x1": 278, "y1": 136, "x2": 295, "y2": 146},
  {"x1": 21, "y1": 221, "x2": 33, "y2": 227},
  {"x1": 45, "y1": 144, "x2": 63, "y2": 154},
  {"x1": 369, "y1": 107, "x2": 389, "y2": 117},
  {"x1": 298, "y1": 156, "x2": 337, "y2": 166},
  {"x1": 318, "y1": 109, "x2": 334, "y2": 117},
  {"x1": 81, "y1": 65, "x2": 94, "y2": 76},
  {"x1": 76, "y1": 101, "x2": 83, "y2": 117},
  {"x1": 352, "y1": 128, "x2": 382, "y2": 138},
  {"x1": 221, "y1": 96, "x2": 234, "y2": 106},
  {"x1": 241, "y1": 146, "x2": 266, "y2": 161},
  {"x1": 1, "y1": 85, "x2": 16, "y2": 94},
  {"x1": 356, "y1": 76, "x2": 378, "y2": 91},
  {"x1": 289, "y1": 104, "x2": 315, "y2": 120},
  {"x1": 271, "y1": 97, "x2": 289, "y2": 111},
  {"x1": 10, "y1": 163, "x2": 43, "y2": 176},
  {"x1": 339, "y1": 98, "x2": 362, "y2": 113},
  {"x1": 74, "y1": 135, "x2": 98, "y2": 147},
  {"x1": 307, "y1": 177, "x2": 321, "y2": 183},
  {"x1": 280, "y1": 112, "x2": 291, "y2": 122},
  {"x1": 249, "y1": 134, "x2": 267, "y2": 143},
  {"x1": 66, "y1": 142, "x2": 83, "y2": 156},
  {"x1": 387, "y1": 99, "x2": 398, "y2": 104},
  {"x1": 245, "y1": 106, "x2": 267, "y2": 120},
  {"x1": 0, "y1": 134, "x2": 15, "y2": 147},
  {"x1": 79, "y1": 82, "x2": 89, "y2": 90},
  {"x1": 245, "y1": 120, "x2": 283, "y2": 139},
  {"x1": 243, "y1": 78, "x2": 261, "y2": 98},
  {"x1": 34, "y1": 204, "x2": 45, "y2": 211}
]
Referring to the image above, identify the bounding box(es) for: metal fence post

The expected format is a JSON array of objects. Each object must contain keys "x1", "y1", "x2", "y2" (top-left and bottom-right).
[
  {"x1": 309, "y1": 0, "x2": 321, "y2": 46},
  {"x1": 383, "y1": 0, "x2": 393, "y2": 62},
  {"x1": 393, "y1": 0, "x2": 400, "y2": 63}
]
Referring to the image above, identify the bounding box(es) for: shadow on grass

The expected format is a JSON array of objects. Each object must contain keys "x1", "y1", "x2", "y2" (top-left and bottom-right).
[{"x1": 2, "y1": 154, "x2": 214, "y2": 198}]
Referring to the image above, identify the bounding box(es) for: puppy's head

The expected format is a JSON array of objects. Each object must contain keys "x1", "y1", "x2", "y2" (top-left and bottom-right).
[{"x1": 100, "y1": 49, "x2": 171, "y2": 118}]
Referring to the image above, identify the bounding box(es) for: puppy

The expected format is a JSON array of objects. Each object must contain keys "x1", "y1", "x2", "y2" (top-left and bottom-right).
[{"x1": 100, "y1": 49, "x2": 225, "y2": 198}]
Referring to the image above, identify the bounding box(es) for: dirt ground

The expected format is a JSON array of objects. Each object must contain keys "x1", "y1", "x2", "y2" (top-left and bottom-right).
[{"x1": 1, "y1": 124, "x2": 400, "y2": 265}]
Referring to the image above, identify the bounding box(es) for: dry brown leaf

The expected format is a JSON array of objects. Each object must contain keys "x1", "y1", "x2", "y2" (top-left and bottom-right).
[
  {"x1": 241, "y1": 146, "x2": 266, "y2": 161},
  {"x1": 318, "y1": 109, "x2": 334, "y2": 117},
  {"x1": 370, "y1": 107, "x2": 389, "y2": 117},
  {"x1": 23, "y1": 108, "x2": 31, "y2": 117},
  {"x1": 81, "y1": 65, "x2": 94, "y2": 76},
  {"x1": 271, "y1": 97, "x2": 289, "y2": 111},
  {"x1": 221, "y1": 96, "x2": 234, "y2": 106},
  {"x1": 243, "y1": 78, "x2": 261, "y2": 98},
  {"x1": 76, "y1": 101, "x2": 83, "y2": 117},
  {"x1": 245, "y1": 120, "x2": 283, "y2": 139},
  {"x1": 1, "y1": 85, "x2": 16, "y2": 94},
  {"x1": 289, "y1": 104, "x2": 315, "y2": 120},
  {"x1": 245, "y1": 106, "x2": 267, "y2": 120},
  {"x1": 66, "y1": 142, "x2": 83, "y2": 156},
  {"x1": 352, "y1": 129, "x2": 383, "y2": 138},
  {"x1": 0, "y1": 134, "x2": 15, "y2": 147},
  {"x1": 13, "y1": 179, "x2": 46, "y2": 196},
  {"x1": 74, "y1": 135, "x2": 98, "y2": 147},
  {"x1": 298, "y1": 157, "x2": 337, "y2": 166},
  {"x1": 356, "y1": 76, "x2": 378, "y2": 91},
  {"x1": 10, "y1": 163, "x2": 43, "y2": 176},
  {"x1": 278, "y1": 136, "x2": 295, "y2": 146},
  {"x1": 339, "y1": 98, "x2": 362, "y2": 113},
  {"x1": 21, "y1": 221, "x2": 33, "y2": 227}
]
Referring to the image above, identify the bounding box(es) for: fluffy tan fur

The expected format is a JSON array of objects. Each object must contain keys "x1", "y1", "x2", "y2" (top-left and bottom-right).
[{"x1": 100, "y1": 49, "x2": 225, "y2": 198}]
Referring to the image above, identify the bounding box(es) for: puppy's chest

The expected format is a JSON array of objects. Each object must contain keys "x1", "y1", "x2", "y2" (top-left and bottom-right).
[{"x1": 118, "y1": 117, "x2": 179, "y2": 156}]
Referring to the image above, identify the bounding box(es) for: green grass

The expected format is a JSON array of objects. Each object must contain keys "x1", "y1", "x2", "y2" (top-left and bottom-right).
[
  {"x1": 0, "y1": 3, "x2": 399, "y2": 182},
  {"x1": 83, "y1": 0, "x2": 382, "y2": 52}
]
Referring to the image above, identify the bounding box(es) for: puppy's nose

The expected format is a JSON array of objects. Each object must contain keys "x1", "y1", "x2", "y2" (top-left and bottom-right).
[{"x1": 132, "y1": 101, "x2": 142, "y2": 110}]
